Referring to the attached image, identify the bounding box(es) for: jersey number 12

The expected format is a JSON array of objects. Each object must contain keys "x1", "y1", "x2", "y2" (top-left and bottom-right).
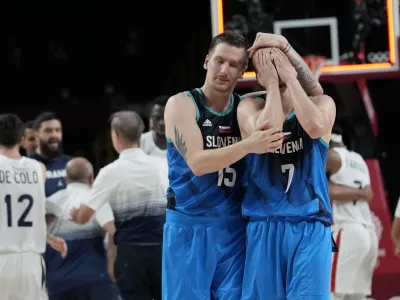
[
  {"x1": 4, "y1": 194, "x2": 34, "y2": 227},
  {"x1": 217, "y1": 166, "x2": 236, "y2": 188}
]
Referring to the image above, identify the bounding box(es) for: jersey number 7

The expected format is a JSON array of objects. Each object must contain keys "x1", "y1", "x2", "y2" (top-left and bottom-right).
[
  {"x1": 4, "y1": 194, "x2": 34, "y2": 227},
  {"x1": 281, "y1": 164, "x2": 295, "y2": 193}
]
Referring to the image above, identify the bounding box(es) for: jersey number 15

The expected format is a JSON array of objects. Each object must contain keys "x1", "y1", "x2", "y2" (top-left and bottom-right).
[
  {"x1": 217, "y1": 166, "x2": 237, "y2": 188},
  {"x1": 4, "y1": 194, "x2": 34, "y2": 227}
]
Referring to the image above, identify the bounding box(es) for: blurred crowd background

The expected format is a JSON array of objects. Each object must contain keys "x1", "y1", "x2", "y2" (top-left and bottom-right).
[{"x1": 2, "y1": 1, "x2": 400, "y2": 213}]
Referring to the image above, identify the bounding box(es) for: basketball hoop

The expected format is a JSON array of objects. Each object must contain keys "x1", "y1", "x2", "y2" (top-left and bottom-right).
[{"x1": 302, "y1": 56, "x2": 326, "y2": 80}]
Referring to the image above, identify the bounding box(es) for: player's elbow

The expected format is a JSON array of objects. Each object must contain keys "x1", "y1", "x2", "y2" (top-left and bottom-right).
[
  {"x1": 188, "y1": 160, "x2": 206, "y2": 176},
  {"x1": 192, "y1": 169, "x2": 206, "y2": 176},
  {"x1": 306, "y1": 122, "x2": 328, "y2": 139},
  {"x1": 308, "y1": 128, "x2": 324, "y2": 139},
  {"x1": 186, "y1": 155, "x2": 207, "y2": 176},
  {"x1": 309, "y1": 84, "x2": 324, "y2": 97}
]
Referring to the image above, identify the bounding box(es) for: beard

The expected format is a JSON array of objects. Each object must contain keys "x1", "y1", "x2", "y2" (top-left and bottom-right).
[
  {"x1": 39, "y1": 139, "x2": 63, "y2": 160},
  {"x1": 153, "y1": 125, "x2": 165, "y2": 138}
]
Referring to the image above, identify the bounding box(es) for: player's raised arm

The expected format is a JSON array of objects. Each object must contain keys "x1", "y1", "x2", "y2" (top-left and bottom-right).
[
  {"x1": 272, "y1": 49, "x2": 336, "y2": 140},
  {"x1": 237, "y1": 97, "x2": 265, "y2": 139},
  {"x1": 237, "y1": 93, "x2": 283, "y2": 150},
  {"x1": 250, "y1": 48, "x2": 284, "y2": 129},
  {"x1": 165, "y1": 93, "x2": 283, "y2": 176},
  {"x1": 248, "y1": 32, "x2": 323, "y2": 96}
]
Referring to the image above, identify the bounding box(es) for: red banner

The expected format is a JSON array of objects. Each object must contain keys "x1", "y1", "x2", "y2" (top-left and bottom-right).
[{"x1": 366, "y1": 159, "x2": 400, "y2": 300}]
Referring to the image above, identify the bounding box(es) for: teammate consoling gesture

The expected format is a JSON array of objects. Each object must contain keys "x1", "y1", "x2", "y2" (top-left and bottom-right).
[{"x1": 163, "y1": 32, "x2": 284, "y2": 300}]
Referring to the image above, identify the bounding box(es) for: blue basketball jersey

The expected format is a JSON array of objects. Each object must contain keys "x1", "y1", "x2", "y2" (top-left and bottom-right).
[
  {"x1": 243, "y1": 110, "x2": 332, "y2": 224},
  {"x1": 29, "y1": 153, "x2": 72, "y2": 197},
  {"x1": 166, "y1": 88, "x2": 245, "y2": 217}
]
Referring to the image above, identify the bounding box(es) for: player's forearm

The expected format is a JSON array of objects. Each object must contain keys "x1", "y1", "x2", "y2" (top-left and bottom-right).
[
  {"x1": 392, "y1": 236, "x2": 400, "y2": 251},
  {"x1": 188, "y1": 140, "x2": 249, "y2": 176},
  {"x1": 328, "y1": 183, "x2": 364, "y2": 201},
  {"x1": 282, "y1": 43, "x2": 324, "y2": 96},
  {"x1": 108, "y1": 243, "x2": 117, "y2": 258},
  {"x1": 391, "y1": 220, "x2": 400, "y2": 248},
  {"x1": 46, "y1": 233, "x2": 53, "y2": 244},
  {"x1": 107, "y1": 233, "x2": 117, "y2": 280},
  {"x1": 391, "y1": 231, "x2": 400, "y2": 249},
  {"x1": 286, "y1": 79, "x2": 329, "y2": 138},
  {"x1": 256, "y1": 84, "x2": 284, "y2": 129},
  {"x1": 107, "y1": 233, "x2": 117, "y2": 260},
  {"x1": 103, "y1": 221, "x2": 116, "y2": 236}
]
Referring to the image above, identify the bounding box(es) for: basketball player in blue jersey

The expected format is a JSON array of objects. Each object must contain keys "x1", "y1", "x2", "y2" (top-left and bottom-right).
[
  {"x1": 29, "y1": 112, "x2": 72, "y2": 197},
  {"x1": 163, "y1": 31, "x2": 284, "y2": 300},
  {"x1": 238, "y1": 45, "x2": 336, "y2": 299}
]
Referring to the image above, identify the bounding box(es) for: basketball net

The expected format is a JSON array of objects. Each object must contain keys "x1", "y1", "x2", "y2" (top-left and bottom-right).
[{"x1": 302, "y1": 56, "x2": 326, "y2": 80}]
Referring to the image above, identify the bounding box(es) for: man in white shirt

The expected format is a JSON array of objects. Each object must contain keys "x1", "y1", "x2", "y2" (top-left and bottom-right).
[
  {"x1": 45, "y1": 157, "x2": 119, "y2": 300},
  {"x1": 326, "y1": 126, "x2": 378, "y2": 300},
  {"x1": 71, "y1": 111, "x2": 168, "y2": 300},
  {"x1": 140, "y1": 95, "x2": 169, "y2": 158}
]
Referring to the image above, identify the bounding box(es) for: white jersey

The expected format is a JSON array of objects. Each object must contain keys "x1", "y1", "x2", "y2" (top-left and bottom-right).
[
  {"x1": 140, "y1": 131, "x2": 167, "y2": 158},
  {"x1": 329, "y1": 147, "x2": 373, "y2": 227},
  {"x1": 0, "y1": 155, "x2": 46, "y2": 254}
]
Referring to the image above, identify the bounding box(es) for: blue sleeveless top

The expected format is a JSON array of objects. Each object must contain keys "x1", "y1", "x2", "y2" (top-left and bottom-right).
[{"x1": 166, "y1": 88, "x2": 245, "y2": 217}]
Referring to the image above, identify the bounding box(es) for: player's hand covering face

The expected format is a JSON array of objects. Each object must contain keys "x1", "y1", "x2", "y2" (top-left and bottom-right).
[
  {"x1": 254, "y1": 48, "x2": 279, "y2": 87},
  {"x1": 248, "y1": 33, "x2": 287, "y2": 58},
  {"x1": 271, "y1": 48, "x2": 297, "y2": 83}
]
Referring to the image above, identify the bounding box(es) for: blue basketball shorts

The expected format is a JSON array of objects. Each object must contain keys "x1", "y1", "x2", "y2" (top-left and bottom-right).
[
  {"x1": 242, "y1": 219, "x2": 332, "y2": 300},
  {"x1": 162, "y1": 209, "x2": 247, "y2": 300}
]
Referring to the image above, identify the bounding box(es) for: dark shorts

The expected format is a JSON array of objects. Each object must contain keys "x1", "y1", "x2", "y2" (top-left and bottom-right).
[
  {"x1": 115, "y1": 243, "x2": 162, "y2": 300},
  {"x1": 49, "y1": 280, "x2": 120, "y2": 300}
]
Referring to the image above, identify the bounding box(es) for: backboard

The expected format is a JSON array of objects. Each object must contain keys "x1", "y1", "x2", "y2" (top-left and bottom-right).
[{"x1": 210, "y1": 0, "x2": 400, "y2": 82}]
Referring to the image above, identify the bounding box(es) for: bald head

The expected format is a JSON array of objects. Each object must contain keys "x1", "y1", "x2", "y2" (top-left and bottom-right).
[
  {"x1": 66, "y1": 157, "x2": 94, "y2": 185},
  {"x1": 110, "y1": 110, "x2": 145, "y2": 143}
]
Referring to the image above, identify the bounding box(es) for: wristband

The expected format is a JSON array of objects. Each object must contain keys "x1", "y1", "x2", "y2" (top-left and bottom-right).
[{"x1": 282, "y1": 43, "x2": 291, "y2": 53}]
